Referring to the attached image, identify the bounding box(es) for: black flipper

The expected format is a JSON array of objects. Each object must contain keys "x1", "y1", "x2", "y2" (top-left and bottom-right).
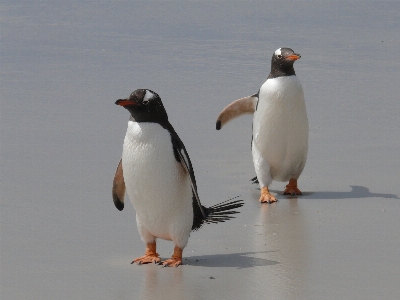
[
  {"x1": 167, "y1": 124, "x2": 207, "y2": 219},
  {"x1": 112, "y1": 158, "x2": 125, "y2": 211}
]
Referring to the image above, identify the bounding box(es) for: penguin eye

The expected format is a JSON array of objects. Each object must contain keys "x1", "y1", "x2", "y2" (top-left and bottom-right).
[
  {"x1": 277, "y1": 54, "x2": 282, "y2": 59},
  {"x1": 142, "y1": 97, "x2": 153, "y2": 105}
]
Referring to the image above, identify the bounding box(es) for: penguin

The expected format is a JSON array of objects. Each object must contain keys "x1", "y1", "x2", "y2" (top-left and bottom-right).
[
  {"x1": 216, "y1": 48, "x2": 309, "y2": 203},
  {"x1": 113, "y1": 89, "x2": 244, "y2": 267}
]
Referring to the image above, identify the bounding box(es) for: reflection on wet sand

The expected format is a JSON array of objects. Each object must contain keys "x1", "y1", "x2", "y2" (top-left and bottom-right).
[
  {"x1": 139, "y1": 264, "x2": 188, "y2": 300},
  {"x1": 252, "y1": 196, "x2": 311, "y2": 299}
]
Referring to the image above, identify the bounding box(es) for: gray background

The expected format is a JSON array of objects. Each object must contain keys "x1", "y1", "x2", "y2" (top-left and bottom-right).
[{"x1": 1, "y1": 1, "x2": 399, "y2": 299}]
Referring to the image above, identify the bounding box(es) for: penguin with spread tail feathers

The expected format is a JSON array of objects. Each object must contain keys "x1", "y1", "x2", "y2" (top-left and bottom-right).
[
  {"x1": 113, "y1": 89, "x2": 244, "y2": 267},
  {"x1": 216, "y1": 48, "x2": 309, "y2": 203}
]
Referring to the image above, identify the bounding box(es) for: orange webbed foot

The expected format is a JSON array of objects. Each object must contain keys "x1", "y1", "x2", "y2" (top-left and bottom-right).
[
  {"x1": 161, "y1": 257, "x2": 182, "y2": 267},
  {"x1": 161, "y1": 246, "x2": 183, "y2": 267},
  {"x1": 132, "y1": 242, "x2": 161, "y2": 265},
  {"x1": 283, "y1": 178, "x2": 302, "y2": 196},
  {"x1": 260, "y1": 186, "x2": 277, "y2": 203},
  {"x1": 132, "y1": 254, "x2": 161, "y2": 265}
]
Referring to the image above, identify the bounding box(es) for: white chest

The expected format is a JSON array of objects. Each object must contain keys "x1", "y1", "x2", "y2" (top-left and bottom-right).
[
  {"x1": 252, "y1": 76, "x2": 309, "y2": 180},
  {"x1": 256, "y1": 76, "x2": 305, "y2": 117},
  {"x1": 121, "y1": 122, "x2": 193, "y2": 235},
  {"x1": 254, "y1": 76, "x2": 307, "y2": 138}
]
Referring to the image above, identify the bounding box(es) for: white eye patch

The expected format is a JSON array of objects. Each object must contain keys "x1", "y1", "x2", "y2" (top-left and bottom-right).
[
  {"x1": 274, "y1": 48, "x2": 282, "y2": 56},
  {"x1": 143, "y1": 90, "x2": 154, "y2": 102}
]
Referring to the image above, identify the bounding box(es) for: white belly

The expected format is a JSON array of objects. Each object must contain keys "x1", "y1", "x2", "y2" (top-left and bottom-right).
[
  {"x1": 121, "y1": 122, "x2": 193, "y2": 242},
  {"x1": 253, "y1": 76, "x2": 309, "y2": 181}
]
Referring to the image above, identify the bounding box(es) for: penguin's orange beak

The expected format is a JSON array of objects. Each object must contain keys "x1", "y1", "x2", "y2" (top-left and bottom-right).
[
  {"x1": 115, "y1": 99, "x2": 139, "y2": 106},
  {"x1": 287, "y1": 54, "x2": 301, "y2": 61}
]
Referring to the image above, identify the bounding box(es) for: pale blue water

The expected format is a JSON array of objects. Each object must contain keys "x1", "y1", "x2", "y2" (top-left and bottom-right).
[{"x1": 1, "y1": 1, "x2": 400, "y2": 299}]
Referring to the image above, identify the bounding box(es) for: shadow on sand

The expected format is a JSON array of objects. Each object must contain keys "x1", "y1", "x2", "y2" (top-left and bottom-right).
[
  {"x1": 184, "y1": 251, "x2": 279, "y2": 269},
  {"x1": 297, "y1": 185, "x2": 399, "y2": 200}
]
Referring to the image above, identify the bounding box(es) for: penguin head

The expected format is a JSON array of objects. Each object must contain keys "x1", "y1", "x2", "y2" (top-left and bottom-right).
[
  {"x1": 269, "y1": 48, "x2": 301, "y2": 78},
  {"x1": 115, "y1": 89, "x2": 168, "y2": 123}
]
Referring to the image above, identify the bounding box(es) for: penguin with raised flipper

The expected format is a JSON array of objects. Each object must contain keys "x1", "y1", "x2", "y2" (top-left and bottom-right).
[
  {"x1": 113, "y1": 89, "x2": 244, "y2": 266},
  {"x1": 216, "y1": 48, "x2": 309, "y2": 203}
]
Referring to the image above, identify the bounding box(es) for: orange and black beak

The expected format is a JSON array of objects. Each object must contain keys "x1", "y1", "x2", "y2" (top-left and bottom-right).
[
  {"x1": 286, "y1": 54, "x2": 301, "y2": 61},
  {"x1": 115, "y1": 99, "x2": 139, "y2": 107}
]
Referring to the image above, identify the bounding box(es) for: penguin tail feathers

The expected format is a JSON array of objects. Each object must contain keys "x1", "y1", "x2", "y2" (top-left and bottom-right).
[
  {"x1": 250, "y1": 176, "x2": 259, "y2": 184},
  {"x1": 193, "y1": 196, "x2": 244, "y2": 231},
  {"x1": 205, "y1": 197, "x2": 244, "y2": 223}
]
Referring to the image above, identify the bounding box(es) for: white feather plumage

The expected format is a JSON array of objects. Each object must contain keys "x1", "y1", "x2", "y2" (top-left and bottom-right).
[
  {"x1": 122, "y1": 121, "x2": 193, "y2": 249},
  {"x1": 252, "y1": 75, "x2": 309, "y2": 188}
]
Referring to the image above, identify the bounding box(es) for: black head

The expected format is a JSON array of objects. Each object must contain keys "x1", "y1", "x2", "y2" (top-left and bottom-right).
[
  {"x1": 115, "y1": 89, "x2": 168, "y2": 123},
  {"x1": 268, "y1": 48, "x2": 301, "y2": 79}
]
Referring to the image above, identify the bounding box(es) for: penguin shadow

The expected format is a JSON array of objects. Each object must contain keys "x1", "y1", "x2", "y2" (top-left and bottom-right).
[
  {"x1": 184, "y1": 251, "x2": 279, "y2": 269},
  {"x1": 274, "y1": 185, "x2": 399, "y2": 200}
]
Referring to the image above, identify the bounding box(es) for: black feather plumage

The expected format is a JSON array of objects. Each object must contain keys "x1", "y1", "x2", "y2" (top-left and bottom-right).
[{"x1": 191, "y1": 196, "x2": 244, "y2": 231}]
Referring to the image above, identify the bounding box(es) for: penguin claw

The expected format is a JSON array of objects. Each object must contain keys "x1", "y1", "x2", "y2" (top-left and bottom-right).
[
  {"x1": 283, "y1": 179, "x2": 302, "y2": 196},
  {"x1": 160, "y1": 246, "x2": 183, "y2": 267},
  {"x1": 161, "y1": 257, "x2": 182, "y2": 267},
  {"x1": 132, "y1": 254, "x2": 161, "y2": 265},
  {"x1": 260, "y1": 187, "x2": 277, "y2": 203},
  {"x1": 283, "y1": 188, "x2": 302, "y2": 196},
  {"x1": 260, "y1": 197, "x2": 278, "y2": 204}
]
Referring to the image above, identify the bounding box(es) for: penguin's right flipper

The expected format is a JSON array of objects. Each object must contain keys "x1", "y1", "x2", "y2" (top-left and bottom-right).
[
  {"x1": 216, "y1": 94, "x2": 258, "y2": 130},
  {"x1": 112, "y1": 158, "x2": 125, "y2": 211}
]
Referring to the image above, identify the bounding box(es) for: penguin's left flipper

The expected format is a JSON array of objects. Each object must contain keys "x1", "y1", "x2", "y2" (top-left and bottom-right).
[
  {"x1": 216, "y1": 94, "x2": 258, "y2": 130},
  {"x1": 112, "y1": 158, "x2": 125, "y2": 211},
  {"x1": 169, "y1": 127, "x2": 207, "y2": 219}
]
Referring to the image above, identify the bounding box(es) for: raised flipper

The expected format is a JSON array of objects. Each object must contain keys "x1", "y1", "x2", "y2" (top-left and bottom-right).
[
  {"x1": 112, "y1": 158, "x2": 125, "y2": 211},
  {"x1": 216, "y1": 94, "x2": 258, "y2": 130}
]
